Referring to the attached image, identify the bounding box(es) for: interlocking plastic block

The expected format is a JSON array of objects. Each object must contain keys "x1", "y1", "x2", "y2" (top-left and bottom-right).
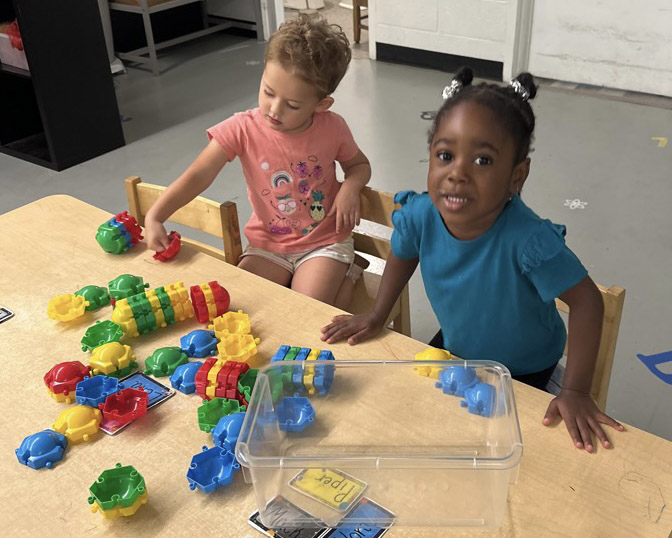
[
  {"x1": 81, "y1": 320, "x2": 124, "y2": 352},
  {"x1": 190, "y1": 281, "x2": 230, "y2": 323},
  {"x1": 276, "y1": 397, "x2": 315, "y2": 432},
  {"x1": 90, "y1": 342, "x2": 137, "y2": 376},
  {"x1": 108, "y1": 218, "x2": 132, "y2": 244},
  {"x1": 198, "y1": 398, "x2": 246, "y2": 433},
  {"x1": 414, "y1": 347, "x2": 454, "y2": 378},
  {"x1": 88, "y1": 463, "x2": 147, "y2": 512},
  {"x1": 435, "y1": 365, "x2": 479, "y2": 397},
  {"x1": 237, "y1": 369, "x2": 258, "y2": 405},
  {"x1": 153, "y1": 231, "x2": 182, "y2": 262},
  {"x1": 15, "y1": 429, "x2": 67, "y2": 470},
  {"x1": 187, "y1": 446, "x2": 240, "y2": 493},
  {"x1": 47, "y1": 294, "x2": 89, "y2": 321},
  {"x1": 209, "y1": 281, "x2": 230, "y2": 317},
  {"x1": 95, "y1": 221, "x2": 131, "y2": 254},
  {"x1": 99, "y1": 387, "x2": 148, "y2": 425},
  {"x1": 74, "y1": 285, "x2": 111, "y2": 311},
  {"x1": 461, "y1": 383, "x2": 496, "y2": 418},
  {"x1": 209, "y1": 310, "x2": 250, "y2": 338},
  {"x1": 212, "y1": 412, "x2": 246, "y2": 451},
  {"x1": 194, "y1": 358, "x2": 218, "y2": 396},
  {"x1": 52, "y1": 405, "x2": 102, "y2": 444},
  {"x1": 106, "y1": 364, "x2": 137, "y2": 379},
  {"x1": 113, "y1": 211, "x2": 143, "y2": 244},
  {"x1": 44, "y1": 361, "x2": 91, "y2": 402},
  {"x1": 75, "y1": 375, "x2": 121, "y2": 408},
  {"x1": 217, "y1": 334, "x2": 261, "y2": 363},
  {"x1": 271, "y1": 345, "x2": 290, "y2": 363},
  {"x1": 144, "y1": 347, "x2": 189, "y2": 377},
  {"x1": 90, "y1": 490, "x2": 148, "y2": 519},
  {"x1": 181, "y1": 329, "x2": 219, "y2": 358},
  {"x1": 313, "y1": 350, "x2": 335, "y2": 396},
  {"x1": 214, "y1": 361, "x2": 249, "y2": 401},
  {"x1": 205, "y1": 361, "x2": 227, "y2": 400},
  {"x1": 108, "y1": 274, "x2": 150, "y2": 301},
  {"x1": 170, "y1": 362, "x2": 202, "y2": 394}
]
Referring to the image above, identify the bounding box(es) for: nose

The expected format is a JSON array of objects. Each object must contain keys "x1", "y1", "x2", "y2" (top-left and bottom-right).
[
  {"x1": 269, "y1": 99, "x2": 282, "y2": 117},
  {"x1": 447, "y1": 156, "x2": 469, "y2": 184}
]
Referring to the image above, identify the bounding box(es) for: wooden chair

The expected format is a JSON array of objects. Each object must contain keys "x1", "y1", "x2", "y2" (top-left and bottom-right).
[
  {"x1": 348, "y1": 186, "x2": 411, "y2": 336},
  {"x1": 124, "y1": 176, "x2": 242, "y2": 264},
  {"x1": 555, "y1": 285, "x2": 626, "y2": 411},
  {"x1": 353, "y1": 0, "x2": 368, "y2": 44}
]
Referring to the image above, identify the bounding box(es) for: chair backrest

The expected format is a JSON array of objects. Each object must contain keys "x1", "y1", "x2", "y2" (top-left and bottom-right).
[
  {"x1": 125, "y1": 176, "x2": 242, "y2": 264},
  {"x1": 350, "y1": 186, "x2": 411, "y2": 336},
  {"x1": 555, "y1": 284, "x2": 626, "y2": 410}
]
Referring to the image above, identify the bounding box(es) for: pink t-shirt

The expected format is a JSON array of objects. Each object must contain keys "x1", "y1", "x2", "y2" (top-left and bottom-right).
[{"x1": 207, "y1": 108, "x2": 360, "y2": 253}]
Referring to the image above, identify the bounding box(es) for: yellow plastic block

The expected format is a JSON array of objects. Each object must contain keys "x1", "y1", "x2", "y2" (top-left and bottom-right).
[
  {"x1": 53, "y1": 405, "x2": 102, "y2": 444},
  {"x1": 171, "y1": 300, "x2": 195, "y2": 322},
  {"x1": 90, "y1": 490, "x2": 148, "y2": 519},
  {"x1": 47, "y1": 387, "x2": 76, "y2": 404},
  {"x1": 153, "y1": 307, "x2": 166, "y2": 329},
  {"x1": 90, "y1": 342, "x2": 136, "y2": 375},
  {"x1": 145, "y1": 290, "x2": 161, "y2": 311},
  {"x1": 209, "y1": 310, "x2": 251, "y2": 338},
  {"x1": 165, "y1": 281, "x2": 190, "y2": 305},
  {"x1": 303, "y1": 350, "x2": 318, "y2": 395},
  {"x1": 414, "y1": 347, "x2": 453, "y2": 379},
  {"x1": 111, "y1": 299, "x2": 134, "y2": 324},
  {"x1": 217, "y1": 334, "x2": 261, "y2": 363},
  {"x1": 47, "y1": 294, "x2": 89, "y2": 322},
  {"x1": 118, "y1": 318, "x2": 139, "y2": 339}
]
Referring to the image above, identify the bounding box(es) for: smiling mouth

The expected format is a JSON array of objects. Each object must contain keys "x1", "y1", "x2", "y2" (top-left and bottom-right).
[{"x1": 439, "y1": 193, "x2": 470, "y2": 211}]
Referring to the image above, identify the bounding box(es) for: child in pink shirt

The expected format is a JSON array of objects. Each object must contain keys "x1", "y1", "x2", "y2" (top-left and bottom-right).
[{"x1": 145, "y1": 15, "x2": 371, "y2": 308}]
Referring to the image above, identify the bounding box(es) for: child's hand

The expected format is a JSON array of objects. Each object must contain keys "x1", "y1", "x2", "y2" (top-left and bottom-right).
[
  {"x1": 321, "y1": 311, "x2": 385, "y2": 345},
  {"x1": 328, "y1": 182, "x2": 361, "y2": 233},
  {"x1": 144, "y1": 218, "x2": 170, "y2": 252},
  {"x1": 543, "y1": 389, "x2": 625, "y2": 452}
]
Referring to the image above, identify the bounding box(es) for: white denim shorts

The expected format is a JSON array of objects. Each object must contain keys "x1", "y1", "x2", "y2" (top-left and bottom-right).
[{"x1": 240, "y1": 236, "x2": 355, "y2": 275}]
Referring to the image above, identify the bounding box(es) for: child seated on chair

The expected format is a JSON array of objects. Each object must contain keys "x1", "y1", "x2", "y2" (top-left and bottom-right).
[
  {"x1": 321, "y1": 67, "x2": 624, "y2": 452},
  {"x1": 145, "y1": 15, "x2": 371, "y2": 309}
]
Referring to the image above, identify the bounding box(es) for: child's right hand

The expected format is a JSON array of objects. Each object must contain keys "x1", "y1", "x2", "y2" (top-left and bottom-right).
[
  {"x1": 144, "y1": 218, "x2": 170, "y2": 252},
  {"x1": 321, "y1": 311, "x2": 385, "y2": 345}
]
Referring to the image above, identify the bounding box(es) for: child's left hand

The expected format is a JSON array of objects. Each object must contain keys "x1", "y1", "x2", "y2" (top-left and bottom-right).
[
  {"x1": 328, "y1": 181, "x2": 361, "y2": 233},
  {"x1": 543, "y1": 389, "x2": 625, "y2": 452}
]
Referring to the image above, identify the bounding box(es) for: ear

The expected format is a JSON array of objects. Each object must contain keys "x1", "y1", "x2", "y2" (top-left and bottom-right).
[
  {"x1": 510, "y1": 158, "x2": 530, "y2": 195},
  {"x1": 315, "y1": 96, "x2": 334, "y2": 112}
]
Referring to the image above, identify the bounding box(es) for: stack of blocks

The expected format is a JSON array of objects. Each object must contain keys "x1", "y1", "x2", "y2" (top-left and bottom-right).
[
  {"x1": 270, "y1": 345, "x2": 335, "y2": 396},
  {"x1": 95, "y1": 211, "x2": 143, "y2": 255}
]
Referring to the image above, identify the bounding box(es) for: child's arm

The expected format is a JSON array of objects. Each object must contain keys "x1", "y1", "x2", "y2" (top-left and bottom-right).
[
  {"x1": 321, "y1": 252, "x2": 418, "y2": 344},
  {"x1": 145, "y1": 140, "x2": 230, "y2": 251},
  {"x1": 543, "y1": 275, "x2": 625, "y2": 452},
  {"x1": 328, "y1": 150, "x2": 371, "y2": 233}
]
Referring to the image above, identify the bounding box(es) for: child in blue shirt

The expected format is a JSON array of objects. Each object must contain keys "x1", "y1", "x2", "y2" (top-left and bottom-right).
[{"x1": 321, "y1": 67, "x2": 624, "y2": 452}]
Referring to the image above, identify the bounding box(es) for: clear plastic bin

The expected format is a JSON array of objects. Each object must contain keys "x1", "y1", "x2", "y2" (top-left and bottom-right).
[{"x1": 236, "y1": 360, "x2": 522, "y2": 529}]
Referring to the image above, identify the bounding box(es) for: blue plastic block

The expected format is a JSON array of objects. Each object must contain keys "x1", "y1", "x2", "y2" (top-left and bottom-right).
[
  {"x1": 75, "y1": 375, "x2": 121, "y2": 408},
  {"x1": 270, "y1": 345, "x2": 290, "y2": 363},
  {"x1": 291, "y1": 362, "x2": 305, "y2": 394},
  {"x1": 314, "y1": 351, "x2": 335, "y2": 395},
  {"x1": 460, "y1": 383, "x2": 495, "y2": 418},
  {"x1": 180, "y1": 330, "x2": 218, "y2": 358},
  {"x1": 186, "y1": 446, "x2": 240, "y2": 493},
  {"x1": 435, "y1": 365, "x2": 478, "y2": 397},
  {"x1": 170, "y1": 362, "x2": 202, "y2": 394},
  {"x1": 212, "y1": 412, "x2": 246, "y2": 451},
  {"x1": 276, "y1": 397, "x2": 315, "y2": 432},
  {"x1": 16, "y1": 429, "x2": 68, "y2": 470},
  {"x1": 108, "y1": 218, "x2": 133, "y2": 245}
]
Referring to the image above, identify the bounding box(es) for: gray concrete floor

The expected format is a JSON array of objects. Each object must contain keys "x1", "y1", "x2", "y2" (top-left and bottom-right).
[{"x1": 1, "y1": 33, "x2": 671, "y2": 441}]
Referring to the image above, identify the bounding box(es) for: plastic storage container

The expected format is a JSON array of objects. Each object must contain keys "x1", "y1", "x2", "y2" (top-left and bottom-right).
[{"x1": 236, "y1": 360, "x2": 522, "y2": 529}]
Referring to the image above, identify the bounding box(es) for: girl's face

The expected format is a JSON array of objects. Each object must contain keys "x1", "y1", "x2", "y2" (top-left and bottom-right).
[
  {"x1": 259, "y1": 61, "x2": 333, "y2": 134},
  {"x1": 428, "y1": 101, "x2": 529, "y2": 240}
]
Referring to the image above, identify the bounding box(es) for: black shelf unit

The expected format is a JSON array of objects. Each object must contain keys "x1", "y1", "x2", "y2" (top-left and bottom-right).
[{"x1": 0, "y1": 0, "x2": 125, "y2": 170}]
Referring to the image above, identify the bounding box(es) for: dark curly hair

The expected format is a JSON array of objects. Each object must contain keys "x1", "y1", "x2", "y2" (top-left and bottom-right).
[
  {"x1": 265, "y1": 14, "x2": 352, "y2": 98},
  {"x1": 429, "y1": 67, "x2": 538, "y2": 163}
]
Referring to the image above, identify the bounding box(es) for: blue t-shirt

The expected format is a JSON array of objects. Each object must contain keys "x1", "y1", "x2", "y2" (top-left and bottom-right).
[{"x1": 391, "y1": 191, "x2": 588, "y2": 375}]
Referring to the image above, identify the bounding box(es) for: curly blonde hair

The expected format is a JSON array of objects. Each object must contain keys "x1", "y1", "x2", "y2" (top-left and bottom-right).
[{"x1": 265, "y1": 14, "x2": 352, "y2": 98}]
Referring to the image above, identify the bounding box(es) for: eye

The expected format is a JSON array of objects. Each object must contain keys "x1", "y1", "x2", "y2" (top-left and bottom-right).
[
  {"x1": 264, "y1": 89, "x2": 273, "y2": 97},
  {"x1": 287, "y1": 103, "x2": 299, "y2": 110},
  {"x1": 436, "y1": 151, "x2": 452, "y2": 162},
  {"x1": 475, "y1": 155, "x2": 492, "y2": 166}
]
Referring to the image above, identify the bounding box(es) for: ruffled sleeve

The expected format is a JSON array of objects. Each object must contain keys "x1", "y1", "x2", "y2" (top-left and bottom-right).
[
  {"x1": 390, "y1": 190, "x2": 422, "y2": 260},
  {"x1": 520, "y1": 220, "x2": 588, "y2": 302}
]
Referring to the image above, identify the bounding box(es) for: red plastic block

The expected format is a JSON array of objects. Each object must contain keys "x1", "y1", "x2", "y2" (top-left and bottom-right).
[
  {"x1": 99, "y1": 387, "x2": 148, "y2": 425},
  {"x1": 209, "y1": 281, "x2": 230, "y2": 317},
  {"x1": 153, "y1": 231, "x2": 181, "y2": 262},
  {"x1": 194, "y1": 358, "x2": 217, "y2": 396},
  {"x1": 214, "y1": 361, "x2": 248, "y2": 402},
  {"x1": 114, "y1": 211, "x2": 143, "y2": 244},
  {"x1": 44, "y1": 361, "x2": 91, "y2": 395},
  {"x1": 190, "y1": 285, "x2": 209, "y2": 324}
]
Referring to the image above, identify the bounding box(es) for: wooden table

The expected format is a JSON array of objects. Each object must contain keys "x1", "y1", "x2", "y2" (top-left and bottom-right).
[{"x1": 1, "y1": 195, "x2": 670, "y2": 538}]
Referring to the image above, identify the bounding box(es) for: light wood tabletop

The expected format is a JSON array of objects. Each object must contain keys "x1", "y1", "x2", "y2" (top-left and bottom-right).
[{"x1": 1, "y1": 195, "x2": 670, "y2": 538}]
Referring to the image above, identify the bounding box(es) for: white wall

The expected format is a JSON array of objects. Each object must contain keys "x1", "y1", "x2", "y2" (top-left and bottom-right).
[{"x1": 528, "y1": 0, "x2": 672, "y2": 97}]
